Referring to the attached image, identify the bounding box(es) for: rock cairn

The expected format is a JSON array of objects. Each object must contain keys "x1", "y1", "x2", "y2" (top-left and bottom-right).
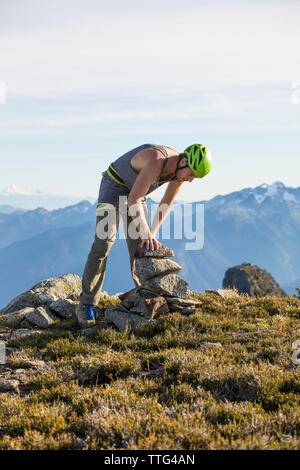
[{"x1": 105, "y1": 243, "x2": 202, "y2": 332}]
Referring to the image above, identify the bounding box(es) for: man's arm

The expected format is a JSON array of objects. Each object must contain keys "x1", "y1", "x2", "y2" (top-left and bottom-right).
[
  {"x1": 151, "y1": 180, "x2": 183, "y2": 237},
  {"x1": 127, "y1": 150, "x2": 165, "y2": 249}
]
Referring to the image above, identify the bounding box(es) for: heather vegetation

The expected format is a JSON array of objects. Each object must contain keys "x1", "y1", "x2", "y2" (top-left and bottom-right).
[{"x1": 0, "y1": 293, "x2": 299, "y2": 450}]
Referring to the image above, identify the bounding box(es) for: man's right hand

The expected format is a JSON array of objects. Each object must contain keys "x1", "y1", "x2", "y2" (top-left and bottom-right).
[{"x1": 140, "y1": 232, "x2": 161, "y2": 251}]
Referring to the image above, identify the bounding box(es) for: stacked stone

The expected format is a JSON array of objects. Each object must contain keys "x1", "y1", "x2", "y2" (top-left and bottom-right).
[{"x1": 105, "y1": 243, "x2": 202, "y2": 332}]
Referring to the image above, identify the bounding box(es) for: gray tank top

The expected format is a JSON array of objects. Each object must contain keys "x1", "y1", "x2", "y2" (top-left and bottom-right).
[{"x1": 111, "y1": 143, "x2": 177, "y2": 195}]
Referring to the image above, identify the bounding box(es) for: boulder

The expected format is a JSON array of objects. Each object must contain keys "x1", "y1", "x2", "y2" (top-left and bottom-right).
[
  {"x1": 49, "y1": 298, "x2": 77, "y2": 318},
  {"x1": 1, "y1": 274, "x2": 82, "y2": 315},
  {"x1": 129, "y1": 297, "x2": 150, "y2": 316},
  {"x1": 1, "y1": 291, "x2": 36, "y2": 316},
  {"x1": 118, "y1": 287, "x2": 139, "y2": 303},
  {"x1": 0, "y1": 307, "x2": 35, "y2": 327},
  {"x1": 135, "y1": 258, "x2": 182, "y2": 283},
  {"x1": 105, "y1": 308, "x2": 150, "y2": 332},
  {"x1": 32, "y1": 291, "x2": 58, "y2": 306},
  {"x1": 144, "y1": 274, "x2": 189, "y2": 298},
  {"x1": 25, "y1": 307, "x2": 57, "y2": 328},
  {"x1": 223, "y1": 263, "x2": 287, "y2": 297},
  {"x1": 10, "y1": 329, "x2": 43, "y2": 338},
  {"x1": 31, "y1": 273, "x2": 82, "y2": 300},
  {"x1": 117, "y1": 303, "x2": 134, "y2": 313},
  {"x1": 205, "y1": 288, "x2": 240, "y2": 300},
  {"x1": 134, "y1": 243, "x2": 174, "y2": 259},
  {"x1": 1, "y1": 306, "x2": 58, "y2": 329},
  {"x1": 121, "y1": 300, "x2": 135, "y2": 310}
]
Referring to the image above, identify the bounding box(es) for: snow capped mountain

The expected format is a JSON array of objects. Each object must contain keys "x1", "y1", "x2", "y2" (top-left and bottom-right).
[
  {"x1": 253, "y1": 182, "x2": 298, "y2": 204},
  {"x1": 204, "y1": 181, "x2": 300, "y2": 209}
]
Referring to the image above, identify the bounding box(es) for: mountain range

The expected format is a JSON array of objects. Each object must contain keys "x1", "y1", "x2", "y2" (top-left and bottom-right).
[{"x1": 0, "y1": 181, "x2": 299, "y2": 307}]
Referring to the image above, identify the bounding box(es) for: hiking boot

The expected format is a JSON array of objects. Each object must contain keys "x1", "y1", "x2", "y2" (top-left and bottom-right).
[{"x1": 75, "y1": 303, "x2": 98, "y2": 327}]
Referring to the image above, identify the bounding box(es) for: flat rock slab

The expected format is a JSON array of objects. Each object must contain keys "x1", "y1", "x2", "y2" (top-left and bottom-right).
[
  {"x1": 49, "y1": 298, "x2": 77, "y2": 318},
  {"x1": 26, "y1": 307, "x2": 57, "y2": 328},
  {"x1": 32, "y1": 291, "x2": 58, "y2": 307},
  {"x1": 135, "y1": 258, "x2": 182, "y2": 283},
  {"x1": 10, "y1": 329, "x2": 43, "y2": 338},
  {"x1": 0, "y1": 307, "x2": 35, "y2": 327},
  {"x1": 205, "y1": 289, "x2": 239, "y2": 299},
  {"x1": 118, "y1": 288, "x2": 139, "y2": 303},
  {"x1": 134, "y1": 243, "x2": 174, "y2": 259},
  {"x1": 1, "y1": 306, "x2": 58, "y2": 329},
  {"x1": 144, "y1": 274, "x2": 189, "y2": 298},
  {"x1": 105, "y1": 308, "x2": 150, "y2": 332},
  {"x1": 166, "y1": 296, "x2": 202, "y2": 307}
]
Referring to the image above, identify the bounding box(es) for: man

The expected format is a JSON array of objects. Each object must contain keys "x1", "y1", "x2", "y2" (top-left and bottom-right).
[{"x1": 75, "y1": 143, "x2": 212, "y2": 327}]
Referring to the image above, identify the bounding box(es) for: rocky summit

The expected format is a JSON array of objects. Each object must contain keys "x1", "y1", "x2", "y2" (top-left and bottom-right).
[
  {"x1": 223, "y1": 263, "x2": 287, "y2": 297},
  {"x1": 0, "y1": 274, "x2": 116, "y2": 333},
  {"x1": 105, "y1": 243, "x2": 201, "y2": 332}
]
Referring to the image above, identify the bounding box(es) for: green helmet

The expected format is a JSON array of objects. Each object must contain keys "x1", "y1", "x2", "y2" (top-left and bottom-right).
[{"x1": 184, "y1": 144, "x2": 212, "y2": 178}]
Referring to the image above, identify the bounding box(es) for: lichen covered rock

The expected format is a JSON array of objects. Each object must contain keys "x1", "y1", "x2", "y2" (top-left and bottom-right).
[
  {"x1": 1, "y1": 274, "x2": 82, "y2": 315},
  {"x1": 134, "y1": 243, "x2": 174, "y2": 259},
  {"x1": 135, "y1": 258, "x2": 182, "y2": 283},
  {"x1": 105, "y1": 308, "x2": 150, "y2": 332},
  {"x1": 223, "y1": 263, "x2": 287, "y2": 297},
  {"x1": 144, "y1": 274, "x2": 189, "y2": 298}
]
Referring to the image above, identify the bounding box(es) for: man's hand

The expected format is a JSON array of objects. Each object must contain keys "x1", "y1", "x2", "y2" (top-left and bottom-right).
[{"x1": 140, "y1": 232, "x2": 161, "y2": 251}]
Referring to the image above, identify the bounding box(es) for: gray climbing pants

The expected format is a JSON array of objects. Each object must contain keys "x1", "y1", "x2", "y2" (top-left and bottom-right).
[{"x1": 79, "y1": 198, "x2": 149, "y2": 306}]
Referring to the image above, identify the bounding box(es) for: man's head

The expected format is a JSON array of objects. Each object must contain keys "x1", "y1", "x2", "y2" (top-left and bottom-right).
[
  {"x1": 174, "y1": 144, "x2": 212, "y2": 182},
  {"x1": 176, "y1": 155, "x2": 196, "y2": 182}
]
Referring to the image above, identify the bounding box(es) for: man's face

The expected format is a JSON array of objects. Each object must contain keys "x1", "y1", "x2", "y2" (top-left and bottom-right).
[{"x1": 176, "y1": 157, "x2": 196, "y2": 182}]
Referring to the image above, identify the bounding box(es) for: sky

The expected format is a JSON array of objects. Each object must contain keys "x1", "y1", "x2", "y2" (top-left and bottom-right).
[{"x1": 0, "y1": 0, "x2": 299, "y2": 202}]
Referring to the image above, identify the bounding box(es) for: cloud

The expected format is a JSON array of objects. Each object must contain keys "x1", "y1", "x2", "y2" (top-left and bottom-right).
[{"x1": 1, "y1": 0, "x2": 300, "y2": 98}]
